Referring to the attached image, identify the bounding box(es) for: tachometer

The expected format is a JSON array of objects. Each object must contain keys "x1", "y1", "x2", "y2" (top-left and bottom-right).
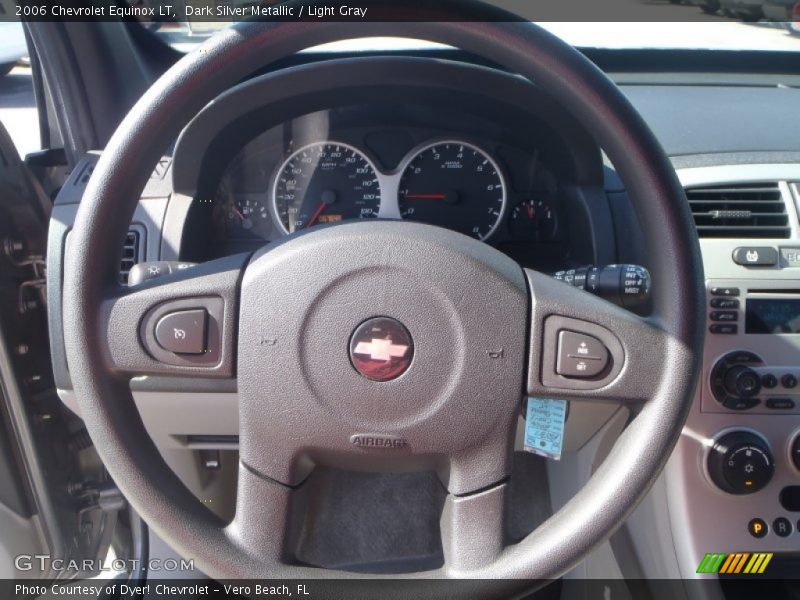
[
  {"x1": 272, "y1": 142, "x2": 381, "y2": 234},
  {"x1": 398, "y1": 141, "x2": 506, "y2": 241}
]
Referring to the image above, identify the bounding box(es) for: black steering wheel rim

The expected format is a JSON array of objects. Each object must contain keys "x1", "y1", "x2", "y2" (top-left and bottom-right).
[{"x1": 63, "y1": 19, "x2": 704, "y2": 588}]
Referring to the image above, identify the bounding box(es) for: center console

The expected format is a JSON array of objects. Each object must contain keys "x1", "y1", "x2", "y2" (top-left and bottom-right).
[{"x1": 666, "y1": 166, "x2": 800, "y2": 579}]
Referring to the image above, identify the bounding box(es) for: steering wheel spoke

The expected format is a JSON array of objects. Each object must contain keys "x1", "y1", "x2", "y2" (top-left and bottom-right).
[
  {"x1": 98, "y1": 254, "x2": 247, "y2": 379},
  {"x1": 225, "y1": 463, "x2": 297, "y2": 568},
  {"x1": 441, "y1": 482, "x2": 507, "y2": 573},
  {"x1": 526, "y1": 269, "x2": 671, "y2": 405}
]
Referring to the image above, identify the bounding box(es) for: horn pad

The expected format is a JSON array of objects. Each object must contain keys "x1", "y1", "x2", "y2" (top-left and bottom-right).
[{"x1": 237, "y1": 221, "x2": 528, "y2": 495}]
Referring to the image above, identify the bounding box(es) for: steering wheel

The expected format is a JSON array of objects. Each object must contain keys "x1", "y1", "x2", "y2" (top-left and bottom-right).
[{"x1": 62, "y1": 18, "x2": 704, "y2": 593}]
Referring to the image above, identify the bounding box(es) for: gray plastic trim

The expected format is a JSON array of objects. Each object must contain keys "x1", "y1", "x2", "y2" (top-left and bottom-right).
[{"x1": 664, "y1": 162, "x2": 800, "y2": 578}]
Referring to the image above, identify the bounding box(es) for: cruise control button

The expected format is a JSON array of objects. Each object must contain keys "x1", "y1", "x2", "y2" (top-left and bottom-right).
[
  {"x1": 710, "y1": 310, "x2": 738, "y2": 322},
  {"x1": 733, "y1": 246, "x2": 778, "y2": 267},
  {"x1": 710, "y1": 324, "x2": 738, "y2": 334},
  {"x1": 556, "y1": 330, "x2": 608, "y2": 378},
  {"x1": 154, "y1": 309, "x2": 207, "y2": 354},
  {"x1": 748, "y1": 518, "x2": 767, "y2": 539},
  {"x1": 710, "y1": 297, "x2": 740, "y2": 309},
  {"x1": 710, "y1": 287, "x2": 740, "y2": 297}
]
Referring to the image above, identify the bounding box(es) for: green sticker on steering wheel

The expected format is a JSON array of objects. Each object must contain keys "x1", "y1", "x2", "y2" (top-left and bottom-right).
[{"x1": 524, "y1": 397, "x2": 567, "y2": 460}]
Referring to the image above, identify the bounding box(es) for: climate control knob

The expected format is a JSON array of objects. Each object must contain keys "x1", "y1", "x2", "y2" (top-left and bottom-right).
[
  {"x1": 724, "y1": 365, "x2": 762, "y2": 398},
  {"x1": 707, "y1": 431, "x2": 774, "y2": 495}
]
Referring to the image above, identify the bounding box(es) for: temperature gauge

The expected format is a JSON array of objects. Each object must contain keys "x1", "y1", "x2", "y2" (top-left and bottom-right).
[{"x1": 509, "y1": 199, "x2": 557, "y2": 240}]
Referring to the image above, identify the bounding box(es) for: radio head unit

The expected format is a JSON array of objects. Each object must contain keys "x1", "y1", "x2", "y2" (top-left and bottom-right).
[{"x1": 704, "y1": 280, "x2": 800, "y2": 414}]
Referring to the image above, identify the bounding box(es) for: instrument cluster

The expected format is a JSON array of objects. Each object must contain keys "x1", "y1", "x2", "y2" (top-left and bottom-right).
[{"x1": 216, "y1": 137, "x2": 561, "y2": 251}]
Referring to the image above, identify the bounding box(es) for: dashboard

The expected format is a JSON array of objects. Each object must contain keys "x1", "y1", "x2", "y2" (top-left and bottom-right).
[{"x1": 45, "y1": 49, "x2": 800, "y2": 589}]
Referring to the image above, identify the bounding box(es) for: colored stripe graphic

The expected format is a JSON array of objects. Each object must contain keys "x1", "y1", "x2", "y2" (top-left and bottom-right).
[
  {"x1": 697, "y1": 553, "x2": 726, "y2": 574},
  {"x1": 718, "y1": 554, "x2": 735, "y2": 574},
  {"x1": 733, "y1": 553, "x2": 750, "y2": 574},
  {"x1": 697, "y1": 552, "x2": 773, "y2": 575},
  {"x1": 757, "y1": 553, "x2": 773, "y2": 574},
  {"x1": 720, "y1": 553, "x2": 741, "y2": 574}
]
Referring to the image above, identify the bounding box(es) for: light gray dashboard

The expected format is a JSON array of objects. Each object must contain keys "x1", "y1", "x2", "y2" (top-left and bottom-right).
[{"x1": 667, "y1": 165, "x2": 800, "y2": 578}]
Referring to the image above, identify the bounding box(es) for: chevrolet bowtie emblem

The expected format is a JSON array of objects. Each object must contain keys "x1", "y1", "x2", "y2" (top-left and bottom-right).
[
  {"x1": 349, "y1": 317, "x2": 414, "y2": 382},
  {"x1": 353, "y1": 338, "x2": 409, "y2": 362}
]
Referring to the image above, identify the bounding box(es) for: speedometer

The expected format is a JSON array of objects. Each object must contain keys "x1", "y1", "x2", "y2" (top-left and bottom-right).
[
  {"x1": 398, "y1": 141, "x2": 506, "y2": 241},
  {"x1": 272, "y1": 142, "x2": 381, "y2": 234}
]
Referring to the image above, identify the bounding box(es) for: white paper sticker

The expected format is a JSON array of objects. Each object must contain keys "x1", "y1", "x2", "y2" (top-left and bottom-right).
[{"x1": 524, "y1": 397, "x2": 567, "y2": 461}]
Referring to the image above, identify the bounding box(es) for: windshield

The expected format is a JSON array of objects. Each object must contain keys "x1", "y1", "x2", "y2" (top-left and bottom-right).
[{"x1": 135, "y1": 2, "x2": 800, "y2": 53}]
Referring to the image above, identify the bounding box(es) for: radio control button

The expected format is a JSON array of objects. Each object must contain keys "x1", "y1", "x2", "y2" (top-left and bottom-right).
[
  {"x1": 793, "y1": 436, "x2": 800, "y2": 471},
  {"x1": 723, "y1": 396, "x2": 760, "y2": 411},
  {"x1": 725, "y1": 366, "x2": 761, "y2": 397},
  {"x1": 761, "y1": 374, "x2": 778, "y2": 389},
  {"x1": 710, "y1": 287, "x2": 740, "y2": 297},
  {"x1": 710, "y1": 297, "x2": 739, "y2": 309},
  {"x1": 711, "y1": 352, "x2": 765, "y2": 405},
  {"x1": 732, "y1": 246, "x2": 778, "y2": 267},
  {"x1": 781, "y1": 374, "x2": 798, "y2": 389},
  {"x1": 727, "y1": 351, "x2": 762, "y2": 364},
  {"x1": 709, "y1": 324, "x2": 737, "y2": 334},
  {"x1": 766, "y1": 398, "x2": 795, "y2": 410},
  {"x1": 710, "y1": 310, "x2": 738, "y2": 322}
]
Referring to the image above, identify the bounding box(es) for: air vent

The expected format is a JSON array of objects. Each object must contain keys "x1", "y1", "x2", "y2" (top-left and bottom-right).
[
  {"x1": 686, "y1": 182, "x2": 790, "y2": 239},
  {"x1": 120, "y1": 230, "x2": 140, "y2": 284}
]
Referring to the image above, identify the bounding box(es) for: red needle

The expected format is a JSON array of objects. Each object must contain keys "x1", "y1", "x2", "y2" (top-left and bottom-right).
[
  {"x1": 232, "y1": 205, "x2": 245, "y2": 221},
  {"x1": 527, "y1": 204, "x2": 535, "y2": 220},
  {"x1": 306, "y1": 201, "x2": 327, "y2": 228},
  {"x1": 404, "y1": 193, "x2": 446, "y2": 200}
]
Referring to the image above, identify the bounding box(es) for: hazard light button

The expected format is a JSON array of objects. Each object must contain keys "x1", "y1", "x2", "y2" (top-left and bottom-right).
[{"x1": 556, "y1": 330, "x2": 609, "y2": 378}]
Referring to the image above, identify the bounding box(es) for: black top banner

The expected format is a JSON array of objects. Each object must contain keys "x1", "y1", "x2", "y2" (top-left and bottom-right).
[{"x1": 7, "y1": 0, "x2": 800, "y2": 22}]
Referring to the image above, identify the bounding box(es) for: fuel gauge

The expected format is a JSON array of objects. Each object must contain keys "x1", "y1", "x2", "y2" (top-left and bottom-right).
[
  {"x1": 509, "y1": 198, "x2": 557, "y2": 240},
  {"x1": 226, "y1": 197, "x2": 269, "y2": 238}
]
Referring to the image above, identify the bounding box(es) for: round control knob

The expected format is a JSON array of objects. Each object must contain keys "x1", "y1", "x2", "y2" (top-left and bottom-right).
[
  {"x1": 708, "y1": 432, "x2": 774, "y2": 495},
  {"x1": 724, "y1": 366, "x2": 762, "y2": 398},
  {"x1": 710, "y1": 352, "x2": 765, "y2": 410}
]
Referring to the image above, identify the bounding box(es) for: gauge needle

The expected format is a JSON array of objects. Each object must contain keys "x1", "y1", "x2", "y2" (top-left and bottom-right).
[
  {"x1": 232, "y1": 205, "x2": 245, "y2": 221},
  {"x1": 404, "y1": 193, "x2": 446, "y2": 200},
  {"x1": 405, "y1": 190, "x2": 459, "y2": 205},
  {"x1": 527, "y1": 204, "x2": 535, "y2": 219},
  {"x1": 306, "y1": 201, "x2": 327, "y2": 228}
]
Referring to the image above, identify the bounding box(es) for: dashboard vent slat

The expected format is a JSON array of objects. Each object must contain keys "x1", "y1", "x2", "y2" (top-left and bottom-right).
[
  {"x1": 120, "y1": 230, "x2": 140, "y2": 284},
  {"x1": 685, "y1": 182, "x2": 790, "y2": 239}
]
